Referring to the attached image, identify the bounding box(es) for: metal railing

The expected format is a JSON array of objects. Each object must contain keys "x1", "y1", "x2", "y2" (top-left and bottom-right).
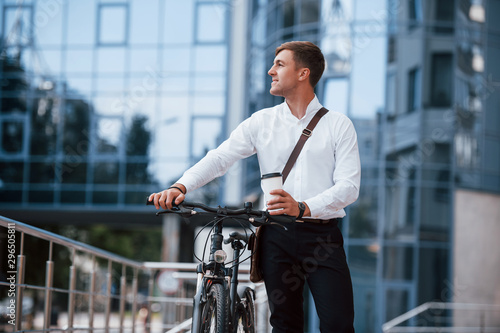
[
  {"x1": 382, "y1": 301, "x2": 500, "y2": 333},
  {"x1": 0, "y1": 216, "x2": 271, "y2": 333}
]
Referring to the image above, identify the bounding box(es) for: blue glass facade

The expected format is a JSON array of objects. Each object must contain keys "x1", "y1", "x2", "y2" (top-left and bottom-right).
[
  {"x1": 244, "y1": 0, "x2": 500, "y2": 332},
  {"x1": 0, "y1": 0, "x2": 229, "y2": 212}
]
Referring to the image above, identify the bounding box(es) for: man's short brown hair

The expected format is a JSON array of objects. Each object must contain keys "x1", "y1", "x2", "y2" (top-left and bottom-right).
[{"x1": 275, "y1": 41, "x2": 325, "y2": 88}]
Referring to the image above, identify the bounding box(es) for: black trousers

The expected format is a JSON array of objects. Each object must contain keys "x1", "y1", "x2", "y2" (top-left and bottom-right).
[{"x1": 261, "y1": 220, "x2": 355, "y2": 333}]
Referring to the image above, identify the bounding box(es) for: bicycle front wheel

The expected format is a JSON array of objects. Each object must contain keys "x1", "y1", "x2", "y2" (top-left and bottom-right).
[
  {"x1": 234, "y1": 289, "x2": 255, "y2": 333},
  {"x1": 200, "y1": 283, "x2": 227, "y2": 333}
]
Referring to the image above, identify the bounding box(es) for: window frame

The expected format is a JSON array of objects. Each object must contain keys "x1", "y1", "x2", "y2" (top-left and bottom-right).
[{"x1": 96, "y1": 3, "x2": 130, "y2": 47}]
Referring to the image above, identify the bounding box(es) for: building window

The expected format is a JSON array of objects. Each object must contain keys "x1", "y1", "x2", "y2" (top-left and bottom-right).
[
  {"x1": 386, "y1": 73, "x2": 396, "y2": 117},
  {"x1": 430, "y1": 53, "x2": 453, "y2": 107},
  {"x1": 434, "y1": 0, "x2": 455, "y2": 34},
  {"x1": 195, "y1": 3, "x2": 227, "y2": 43},
  {"x1": 408, "y1": 0, "x2": 422, "y2": 30},
  {"x1": 97, "y1": 4, "x2": 129, "y2": 45},
  {"x1": 407, "y1": 67, "x2": 421, "y2": 112}
]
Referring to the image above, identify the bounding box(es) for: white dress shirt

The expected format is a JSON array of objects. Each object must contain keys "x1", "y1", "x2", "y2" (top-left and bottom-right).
[{"x1": 177, "y1": 95, "x2": 361, "y2": 219}]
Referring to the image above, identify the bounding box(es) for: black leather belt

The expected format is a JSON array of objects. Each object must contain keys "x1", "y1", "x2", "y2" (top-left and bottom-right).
[{"x1": 296, "y1": 218, "x2": 339, "y2": 224}]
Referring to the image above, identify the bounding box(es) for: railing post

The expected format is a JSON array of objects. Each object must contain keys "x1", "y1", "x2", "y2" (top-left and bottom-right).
[
  {"x1": 15, "y1": 232, "x2": 25, "y2": 332},
  {"x1": 67, "y1": 249, "x2": 76, "y2": 333},
  {"x1": 88, "y1": 256, "x2": 96, "y2": 333},
  {"x1": 43, "y1": 242, "x2": 54, "y2": 330},
  {"x1": 15, "y1": 255, "x2": 25, "y2": 331},
  {"x1": 119, "y1": 266, "x2": 126, "y2": 333},
  {"x1": 131, "y1": 268, "x2": 138, "y2": 333},
  {"x1": 147, "y1": 270, "x2": 154, "y2": 333},
  {"x1": 105, "y1": 260, "x2": 112, "y2": 333}
]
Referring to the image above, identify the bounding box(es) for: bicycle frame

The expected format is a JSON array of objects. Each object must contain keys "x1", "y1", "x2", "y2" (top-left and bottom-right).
[
  {"x1": 191, "y1": 218, "x2": 247, "y2": 332},
  {"x1": 147, "y1": 199, "x2": 294, "y2": 332}
]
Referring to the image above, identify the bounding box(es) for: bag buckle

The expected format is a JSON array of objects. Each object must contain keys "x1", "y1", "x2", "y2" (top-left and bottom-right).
[{"x1": 302, "y1": 128, "x2": 312, "y2": 137}]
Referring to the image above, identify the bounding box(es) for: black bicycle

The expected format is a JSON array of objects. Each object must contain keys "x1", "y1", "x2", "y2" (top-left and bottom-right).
[{"x1": 147, "y1": 200, "x2": 293, "y2": 333}]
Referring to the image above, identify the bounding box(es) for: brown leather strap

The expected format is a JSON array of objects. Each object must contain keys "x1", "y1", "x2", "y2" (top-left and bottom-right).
[{"x1": 282, "y1": 107, "x2": 329, "y2": 184}]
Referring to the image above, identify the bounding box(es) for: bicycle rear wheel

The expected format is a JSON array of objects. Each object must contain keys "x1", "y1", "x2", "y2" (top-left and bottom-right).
[
  {"x1": 234, "y1": 289, "x2": 255, "y2": 333},
  {"x1": 200, "y1": 283, "x2": 226, "y2": 333}
]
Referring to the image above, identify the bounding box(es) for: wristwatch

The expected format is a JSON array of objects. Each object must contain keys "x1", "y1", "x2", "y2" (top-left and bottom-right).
[{"x1": 297, "y1": 201, "x2": 306, "y2": 219}]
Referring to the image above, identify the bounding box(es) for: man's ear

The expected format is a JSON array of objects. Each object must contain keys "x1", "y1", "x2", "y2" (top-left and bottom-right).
[{"x1": 298, "y1": 68, "x2": 310, "y2": 82}]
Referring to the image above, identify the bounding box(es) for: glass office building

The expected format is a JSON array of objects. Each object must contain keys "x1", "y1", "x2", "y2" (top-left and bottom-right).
[
  {"x1": 1, "y1": 0, "x2": 499, "y2": 332},
  {"x1": 0, "y1": 0, "x2": 230, "y2": 221},
  {"x1": 245, "y1": 0, "x2": 500, "y2": 332}
]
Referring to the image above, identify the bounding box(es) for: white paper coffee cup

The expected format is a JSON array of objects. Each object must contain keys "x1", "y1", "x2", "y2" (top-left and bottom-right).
[{"x1": 261, "y1": 172, "x2": 283, "y2": 205}]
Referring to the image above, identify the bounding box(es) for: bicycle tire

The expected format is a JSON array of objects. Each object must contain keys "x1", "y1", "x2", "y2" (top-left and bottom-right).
[
  {"x1": 234, "y1": 289, "x2": 255, "y2": 333},
  {"x1": 199, "y1": 283, "x2": 227, "y2": 333}
]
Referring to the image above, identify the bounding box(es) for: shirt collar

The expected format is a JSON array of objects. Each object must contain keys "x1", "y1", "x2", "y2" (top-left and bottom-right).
[{"x1": 283, "y1": 95, "x2": 323, "y2": 121}]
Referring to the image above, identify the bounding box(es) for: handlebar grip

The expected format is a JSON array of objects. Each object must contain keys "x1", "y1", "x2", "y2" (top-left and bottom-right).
[{"x1": 146, "y1": 196, "x2": 179, "y2": 209}]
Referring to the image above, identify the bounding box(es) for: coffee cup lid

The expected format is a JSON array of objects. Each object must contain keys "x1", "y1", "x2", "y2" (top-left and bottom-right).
[{"x1": 261, "y1": 172, "x2": 282, "y2": 180}]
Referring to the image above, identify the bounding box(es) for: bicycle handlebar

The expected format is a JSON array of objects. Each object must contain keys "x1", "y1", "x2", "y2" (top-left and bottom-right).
[{"x1": 146, "y1": 198, "x2": 295, "y2": 227}]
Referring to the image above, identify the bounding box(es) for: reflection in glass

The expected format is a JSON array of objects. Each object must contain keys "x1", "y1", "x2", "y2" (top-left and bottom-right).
[
  {"x1": 130, "y1": 49, "x2": 158, "y2": 73},
  {"x1": 4, "y1": 6, "x2": 32, "y2": 46},
  {"x1": 34, "y1": 0, "x2": 64, "y2": 46},
  {"x1": 349, "y1": 198, "x2": 378, "y2": 238},
  {"x1": 385, "y1": 163, "x2": 416, "y2": 240},
  {"x1": 195, "y1": 46, "x2": 227, "y2": 72},
  {"x1": 0, "y1": 162, "x2": 24, "y2": 183},
  {"x1": 2, "y1": 120, "x2": 24, "y2": 153},
  {"x1": 93, "y1": 162, "x2": 119, "y2": 184},
  {"x1": 386, "y1": 73, "x2": 396, "y2": 116},
  {"x1": 65, "y1": 50, "x2": 93, "y2": 73},
  {"x1": 130, "y1": 0, "x2": 159, "y2": 44},
  {"x1": 192, "y1": 117, "x2": 221, "y2": 158},
  {"x1": 301, "y1": 0, "x2": 319, "y2": 24},
  {"x1": 96, "y1": 77, "x2": 126, "y2": 93},
  {"x1": 98, "y1": 4, "x2": 128, "y2": 45},
  {"x1": 418, "y1": 247, "x2": 448, "y2": 303},
  {"x1": 126, "y1": 162, "x2": 150, "y2": 184},
  {"x1": 67, "y1": 1, "x2": 95, "y2": 45},
  {"x1": 408, "y1": 0, "x2": 422, "y2": 30},
  {"x1": 94, "y1": 95, "x2": 124, "y2": 116},
  {"x1": 349, "y1": 245, "x2": 377, "y2": 333},
  {"x1": 96, "y1": 117, "x2": 122, "y2": 154},
  {"x1": 194, "y1": 75, "x2": 226, "y2": 92},
  {"x1": 407, "y1": 67, "x2": 421, "y2": 112},
  {"x1": 323, "y1": 78, "x2": 349, "y2": 115},
  {"x1": 163, "y1": 0, "x2": 194, "y2": 44},
  {"x1": 193, "y1": 94, "x2": 225, "y2": 115},
  {"x1": 385, "y1": 289, "x2": 409, "y2": 322},
  {"x1": 61, "y1": 162, "x2": 87, "y2": 184},
  {"x1": 163, "y1": 47, "x2": 191, "y2": 73},
  {"x1": 162, "y1": 76, "x2": 190, "y2": 92},
  {"x1": 283, "y1": 0, "x2": 295, "y2": 29},
  {"x1": 63, "y1": 99, "x2": 91, "y2": 156},
  {"x1": 30, "y1": 162, "x2": 54, "y2": 183},
  {"x1": 383, "y1": 246, "x2": 413, "y2": 280},
  {"x1": 60, "y1": 190, "x2": 86, "y2": 204},
  {"x1": 321, "y1": 0, "x2": 352, "y2": 75},
  {"x1": 29, "y1": 190, "x2": 54, "y2": 203},
  {"x1": 92, "y1": 190, "x2": 118, "y2": 204},
  {"x1": 196, "y1": 3, "x2": 226, "y2": 43},
  {"x1": 97, "y1": 48, "x2": 126, "y2": 73},
  {"x1": 434, "y1": 0, "x2": 455, "y2": 34},
  {"x1": 430, "y1": 53, "x2": 452, "y2": 107}
]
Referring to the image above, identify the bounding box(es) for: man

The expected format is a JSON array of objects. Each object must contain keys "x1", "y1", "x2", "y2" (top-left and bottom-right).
[{"x1": 149, "y1": 41, "x2": 360, "y2": 332}]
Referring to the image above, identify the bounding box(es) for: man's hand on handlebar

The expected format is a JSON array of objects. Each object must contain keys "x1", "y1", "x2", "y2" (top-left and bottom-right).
[
  {"x1": 266, "y1": 189, "x2": 310, "y2": 217},
  {"x1": 148, "y1": 183, "x2": 186, "y2": 210}
]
